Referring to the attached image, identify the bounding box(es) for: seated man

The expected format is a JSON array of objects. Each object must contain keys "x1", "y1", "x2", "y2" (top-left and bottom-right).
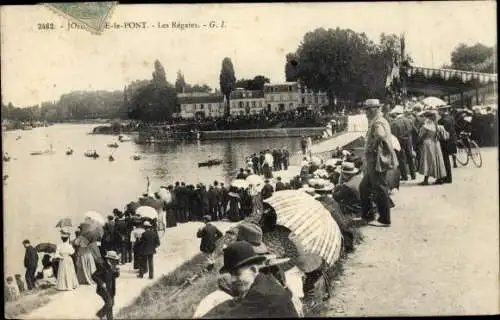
[{"x1": 202, "y1": 241, "x2": 298, "y2": 319}]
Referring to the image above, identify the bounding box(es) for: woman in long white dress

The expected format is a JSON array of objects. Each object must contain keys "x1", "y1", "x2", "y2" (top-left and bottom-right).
[
  {"x1": 74, "y1": 235, "x2": 96, "y2": 285},
  {"x1": 55, "y1": 230, "x2": 79, "y2": 291}
]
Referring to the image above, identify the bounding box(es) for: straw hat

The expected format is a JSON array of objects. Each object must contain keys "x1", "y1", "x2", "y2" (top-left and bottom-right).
[
  {"x1": 341, "y1": 162, "x2": 360, "y2": 175},
  {"x1": 362, "y1": 99, "x2": 382, "y2": 108},
  {"x1": 104, "y1": 250, "x2": 121, "y2": 261}
]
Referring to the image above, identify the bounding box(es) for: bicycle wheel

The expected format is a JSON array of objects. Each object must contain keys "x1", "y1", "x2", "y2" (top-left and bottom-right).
[
  {"x1": 455, "y1": 140, "x2": 469, "y2": 166},
  {"x1": 469, "y1": 140, "x2": 483, "y2": 168}
]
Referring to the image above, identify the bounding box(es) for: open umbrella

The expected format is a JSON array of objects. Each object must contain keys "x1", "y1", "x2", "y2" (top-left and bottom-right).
[
  {"x1": 157, "y1": 187, "x2": 172, "y2": 204},
  {"x1": 246, "y1": 174, "x2": 264, "y2": 186},
  {"x1": 35, "y1": 242, "x2": 57, "y2": 253},
  {"x1": 139, "y1": 196, "x2": 164, "y2": 211},
  {"x1": 263, "y1": 190, "x2": 343, "y2": 266},
  {"x1": 84, "y1": 211, "x2": 105, "y2": 225},
  {"x1": 136, "y1": 206, "x2": 157, "y2": 219},
  {"x1": 80, "y1": 221, "x2": 104, "y2": 243},
  {"x1": 55, "y1": 217, "x2": 72, "y2": 228},
  {"x1": 231, "y1": 179, "x2": 248, "y2": 189},
  {"x1": 310, "y1": 156, "x2": 323, "y2": 167},
  {"x1": 422, "y1": 96, "x2": 447, "y2": 108}
]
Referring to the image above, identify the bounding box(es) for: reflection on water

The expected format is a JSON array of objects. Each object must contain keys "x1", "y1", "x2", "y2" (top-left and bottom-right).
[{"x1": 2, "y1": 124, "x2": 301, "y2": 274}]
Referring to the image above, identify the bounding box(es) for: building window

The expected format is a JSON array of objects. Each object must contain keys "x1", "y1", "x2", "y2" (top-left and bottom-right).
[
  {"x1": 232, "y1": 102, "x2": 237, "y2": 109},
  {"x1": 252, "y1": 101, "x2": 256, "y2": 108},
  {"x1": 301, "y1": 97, "x2": 305, "y2": 104},
  {"x1": 301, "y1": 87, "x2": 305, "y2": 94},
  {"x1": 200, "y1": 104, "x2": 204, "y2": 110},
  {"x1": 269, "y1": 95, "x2": 274, "y2": 102},
  {"x1": 208, "y1": 104, "x2": 212, "y2": 112},
  {"x1": 288, "y1": 86, "x2": 292, "y2": 92},
  {"x1": 239, "y1": 101, "x2": 244, "y2": 108},
  {"x1": 259, "y1": 101, "x2": 263, "y2": 108}
]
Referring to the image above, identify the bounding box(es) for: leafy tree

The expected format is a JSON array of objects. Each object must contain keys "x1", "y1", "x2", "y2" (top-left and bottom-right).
[
  {"x1": 175, "y1": 70, "x2": 186, "y2": 93},
  {"x1": 450, "y1": 43, "x2": 496, "y2": 72},
  {"x1": 219, "y1": 57, "x2": 236, "y2": 115},
  {"x1": 152, "y1": 59, "x2": 167, "y2": 86},
  {"x1": 185, "y1": 83, "x2": 212, "y2": 93},
  {"x1": 285, "y1": 53, "x2": 299, "y2": 82},
  {"x1": 235, "y1": 75, "x2": 270, "y2": 91}
]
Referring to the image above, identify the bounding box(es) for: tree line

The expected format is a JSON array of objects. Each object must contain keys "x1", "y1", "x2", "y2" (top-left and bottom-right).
[{"x1": 2, "y1": 28, "x2": 495, "y2": 123}]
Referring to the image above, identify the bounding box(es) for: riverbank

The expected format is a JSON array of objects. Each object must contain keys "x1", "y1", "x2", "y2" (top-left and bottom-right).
[
  {"x1": 19, "y1": 221, "x2": 235, "y2": 319},
  {"x1": 200, "y1": 127, "x2": 325, "y2": 140}
]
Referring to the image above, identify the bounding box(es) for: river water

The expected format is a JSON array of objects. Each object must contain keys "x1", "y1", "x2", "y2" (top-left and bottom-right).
[{"x1": 2, "y1": 124, "x2": 302, "y2": 275}]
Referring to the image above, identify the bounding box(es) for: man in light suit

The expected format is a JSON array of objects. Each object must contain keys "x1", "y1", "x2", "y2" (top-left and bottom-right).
[{"x1": 355, "y1": 99, "x2": 398, "y2": 227}]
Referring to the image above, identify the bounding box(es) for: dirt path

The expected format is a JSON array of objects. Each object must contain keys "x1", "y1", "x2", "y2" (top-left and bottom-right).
[
  {"x1": 21, "y1": 221, "x2": 235, "y2": 320},
  {"x1": 324, "y1": 148, "x2": 499, "y2": 316}
]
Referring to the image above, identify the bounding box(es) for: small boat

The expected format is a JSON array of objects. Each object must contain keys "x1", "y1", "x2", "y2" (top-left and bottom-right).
[
  {"x1": 66, "y1": 149, "x2": 74, "y2": 155},
  {"x1": 132, "y1": 154, "x2": 141, "y2": 161},
  {"x1": 85, "y1": 150, "x2": 100, "y2": 158},
  {"x1": 107, "y1": 142, "x2": 119, "y2": 148},
  {"x1": 118, "y1": 135, "x2": 131, "y2": 142},
  {"x1": 3, "y1": 154, "x2": 10, "y2": 162},
  {"x1": 3, "y1": 175, "x2": 8, "y2": 181},
  {"x1": 16, "y1": 136, "x2": 21, "y2": 140},
  {"x1": 198, "y1": 159, "x2": 223, "y2": 167},
  {"x1": 30, "y1": 151, "x2": 44, "y2": 156},
  {"x1": 109, "y1": 155, "x2": 115, "y2": 162}
]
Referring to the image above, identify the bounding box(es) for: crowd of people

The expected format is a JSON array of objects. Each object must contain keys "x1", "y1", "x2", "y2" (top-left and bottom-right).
[{"x1": 6, "y1": 97, "x2": 491, "y2": 318}]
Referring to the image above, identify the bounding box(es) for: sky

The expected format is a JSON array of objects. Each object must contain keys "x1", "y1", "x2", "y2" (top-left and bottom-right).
[{"x1": 1, "y1": 1, "x2": 497, "y2": 107}]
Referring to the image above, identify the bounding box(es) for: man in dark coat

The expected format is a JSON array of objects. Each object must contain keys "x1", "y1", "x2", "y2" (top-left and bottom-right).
[
  {"x1": 196, "y1": 215, "x2": 223, "y2": 270},
  {"x1": 236, "y1": 168, "x2": 247, "y2": 180},
  {"x1": 137, "y1": 221, "x2": 160, "y2": 279},
  {"x1": 23, "y1": 239, "x2": 38, "y2": 290},
  {"x1": 390, "y1": 108, "x2": 416, "y2": 181},
  {"x1": 102, "y1": 215, "x2": 116, "y2": 253},
  {"x1": 92, "y1": 250, "x2": 120, "y2": 320},
  {"x1": 282, "y1": 148, "x2": 290, "y2": 171},
  {"x1": 202, "y1": 241, "x2": 298, "y2": 319},
  {"x1": 252, "y1": 153, "x2": 260, "y2": 175},
  {"x1": 261, "y1": 179, "x2": 274, "y2": 200},
  {"x1": 259, "y1": 152, "x2": 265, "y2": 172},
  {"x1": 214, "y1": 181, "x2": 223, "y2": 220},
  {"x1": 275, "y1": 177, "x2": 286, "y2": 191},
  {"x1": 114, "y1": 212, "x2": 129, "y2": 264},
  {"x1": 220, "y1": 183, "x2": 229, "y2": 220},
  {"x1": 437, "y1": 106, "x2": 458, "y2": 184},
  {"x1": 272, "y1": 149, "x2": 280, "y2": 171},
  {"x1": 207, "y1": 185, "x2": 218, "y2": 222},
  {"x1": 173, "y1": 181, "x2": 181, "y2": 222}
]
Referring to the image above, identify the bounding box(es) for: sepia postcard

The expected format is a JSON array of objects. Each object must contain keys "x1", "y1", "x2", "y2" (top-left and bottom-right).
[{"x1": 1, "y1": 2, "x2": 498, "y2": 319}]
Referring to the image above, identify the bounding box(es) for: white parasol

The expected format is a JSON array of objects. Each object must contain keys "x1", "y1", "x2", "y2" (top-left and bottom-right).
[
  {"x1": 136, "y1": 206, "x2": 157, "y2": 219},
  {"x1": 310, "y1": 156, "x2": 323, "y2": 167},
  {"x1": 263, "y1": 190, "x2": 343, "y2": 265},
  {"x1": 422, "y1": 96, "x2": 447, "y2": 108},
  {"x1": 157, "y1": 187, "x2": 172, "y2": 204},
  {"x1": 83, "y1": 211, "x2": 105, "y2": 225},
  {"x1": 246, "y1": 174, "x2": 264, "y2": 186},
  {"x1": 231, "y1": 179, "x2": 249, "y2": 189}
]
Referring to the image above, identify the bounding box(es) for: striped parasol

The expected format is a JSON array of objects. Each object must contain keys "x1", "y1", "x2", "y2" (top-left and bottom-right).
[{"x1": 263, "y1": 190, "x2": 343, "y2": 265}]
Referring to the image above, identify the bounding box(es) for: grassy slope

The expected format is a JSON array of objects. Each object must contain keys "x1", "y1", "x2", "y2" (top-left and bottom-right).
[
  {"x1": 5, "y1": 286, "x2": 58, "y2": 319},
  {"x1": 117, "y1": 209, "x2": 363, "y2": 319}
]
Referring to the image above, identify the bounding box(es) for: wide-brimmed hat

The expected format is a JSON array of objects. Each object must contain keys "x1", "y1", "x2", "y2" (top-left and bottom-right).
[
  {"x1": 104, "y1": 250, "x2": 121, "y2": 261},
  {"x1": 219, "y1": 241, "x2": 267, "y2": 273},
  {"x1": 362, "y1": 99, "x2": 382, "y2": 109},
  {"x1": 389, "y1": 105, "x2": 405, "y2": 115},
  {"x1": 60, "y1": 227, "x2": 71, "y2": 237},
  {"x1": 341, "y1": 162, "x2": 359, "y2": 175},
  {"x1": 203, "y1": 215, "x2": 211, "y2": 222},
  {"x1": 237, "y1": 222, "x2": 268, "y2": 254}
]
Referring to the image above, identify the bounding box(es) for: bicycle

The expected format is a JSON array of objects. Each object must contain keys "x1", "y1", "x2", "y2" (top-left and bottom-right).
[{"x1": 455, "y1": 131, "x2": 482, "y2": 168}]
